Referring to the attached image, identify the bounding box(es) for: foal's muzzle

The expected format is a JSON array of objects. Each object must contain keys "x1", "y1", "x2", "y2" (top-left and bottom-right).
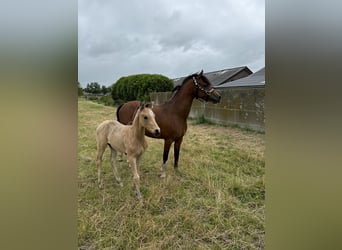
[{"x1": 154, "y1": 128, "x2": 161, "y2": 136}]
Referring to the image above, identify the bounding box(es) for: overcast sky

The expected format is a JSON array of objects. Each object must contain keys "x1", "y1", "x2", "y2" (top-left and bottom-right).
[{"x1": 78, "y1": 0, "x2": 264, "y2": 87}]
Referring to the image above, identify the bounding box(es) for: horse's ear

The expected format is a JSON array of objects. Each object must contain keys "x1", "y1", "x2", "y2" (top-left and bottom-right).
[
  {"x1": 144, "y1": 102, "x2": 153, "y2": 108},
  {"x1": 199, "y1": 69, "x2": 204, "y2": 75},
  {"x1": 139, "y1": 101, "x2": 145, "y2": 110}
]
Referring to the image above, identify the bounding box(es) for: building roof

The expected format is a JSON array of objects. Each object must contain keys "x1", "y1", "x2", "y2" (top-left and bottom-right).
[
  {"x1": 172, "y1": 66, "x2": 252, "y2": 87},
  {"x1": 215, "y1": 67, "x2": 265, "y2": 88}
]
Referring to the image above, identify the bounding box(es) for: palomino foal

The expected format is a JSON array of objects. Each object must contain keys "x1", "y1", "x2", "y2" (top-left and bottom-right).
[{"x1": 96, "y1": 103, "x2": 160, "y2": 199}]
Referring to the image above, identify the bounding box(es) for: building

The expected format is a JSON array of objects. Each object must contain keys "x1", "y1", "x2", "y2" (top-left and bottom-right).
[
  {"x1": 189, "y1": 67, "x2": 265, "y2": 131},
  {"x1": 215, "y1": 67, "x2": 265, "y2": 89},
  {"x1": 173, "y1": 66, "x2": 252, "y2": 87}
]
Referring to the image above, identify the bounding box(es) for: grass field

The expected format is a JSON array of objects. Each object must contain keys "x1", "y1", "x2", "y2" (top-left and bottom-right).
[{"x1": 78, "y1": 98, "x2": 265, "y2": 249}]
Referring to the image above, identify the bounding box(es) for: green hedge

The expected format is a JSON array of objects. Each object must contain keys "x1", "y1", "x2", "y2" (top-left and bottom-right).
[{"x1": 111, "y1": 74, "x2": 173, "y2": 103}]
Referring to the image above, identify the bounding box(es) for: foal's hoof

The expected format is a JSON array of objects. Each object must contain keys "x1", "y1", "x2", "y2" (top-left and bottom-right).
[
  {"x1": 159, "y1": 172, "x2": 167, "y2": 178},
  {"x1": 135, "y1": 192, "x2": 142, "y2": 200},
  {"x1": 116, "y1": 179, "x2": 123, "y2": 187}
]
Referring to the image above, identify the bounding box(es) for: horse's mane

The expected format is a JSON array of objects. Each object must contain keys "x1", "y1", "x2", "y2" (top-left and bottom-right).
[
  {"x1": 163, "y1": 71, "x2": 210, "y2": 104},
  {"x1": 171, "y1": 71, "x2": 210, "y2": 93},
  {"x1": 172, "y1": 73, "x2": 210, "y2": 92}
]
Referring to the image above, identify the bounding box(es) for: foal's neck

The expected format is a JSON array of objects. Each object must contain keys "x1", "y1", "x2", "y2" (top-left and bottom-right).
[{"x1": 131, "y1": 115, "x2": 145, "y2": 139}]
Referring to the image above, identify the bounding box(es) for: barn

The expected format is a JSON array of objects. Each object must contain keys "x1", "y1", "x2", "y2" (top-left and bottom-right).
[
  {"x1": 191, "y1": 67, "x2": 265, "y2": 131},
  {"x1": 173, "y1": 66, "x2": 252, "y2": 87}
]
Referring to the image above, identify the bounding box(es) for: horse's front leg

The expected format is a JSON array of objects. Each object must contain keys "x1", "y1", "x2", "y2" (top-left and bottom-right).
[
  {"x1": 160, "y1": 139, "x2": 173, "y2": 178},
  {"x1": 128, "y1": 155, "x2": 142, "y2": 199},
  {"x1": 174, "y1": 137, "x2": 183, "y2": 171}
]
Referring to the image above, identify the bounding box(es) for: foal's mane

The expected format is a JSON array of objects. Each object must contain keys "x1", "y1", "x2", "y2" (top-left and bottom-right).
[
  {"x1": 131, "y1": 102, "x2": 152, "y2": 125},
  {"x1": 131, "y1": 102, "x2": 143, "y2": 125}
]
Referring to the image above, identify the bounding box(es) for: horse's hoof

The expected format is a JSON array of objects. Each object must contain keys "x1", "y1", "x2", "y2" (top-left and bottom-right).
[
  {"x1": 174, "y1": 168, "x2": 182, "y2": 177},
  {"x1": 119, "y1": 182, "x2": 123, "y2": 187}
]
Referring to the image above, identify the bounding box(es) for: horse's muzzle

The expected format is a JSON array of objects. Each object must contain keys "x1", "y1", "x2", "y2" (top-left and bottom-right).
[
  {"x1": 211, "y1": 91, "x2": 221, "y2": 104},
  {"x1": 213, "y1": 95, "x2": 221, "y2": 104}
]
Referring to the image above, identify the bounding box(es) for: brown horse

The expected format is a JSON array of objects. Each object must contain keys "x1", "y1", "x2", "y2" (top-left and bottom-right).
[
  {"x1": 116, "y1": 70, "x2": 221, "y2": 177},
  {"x1": 96, "y1": 103, "x2": 160, "y2": 199}
]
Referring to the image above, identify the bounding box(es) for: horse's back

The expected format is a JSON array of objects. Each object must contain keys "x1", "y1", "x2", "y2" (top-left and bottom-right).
[
  {"x1": 117, "y1": 100, "x2": 141, "y2": 125},
  {"x1": 117, "y1": 100, "x2": 185, "y2": 140}
]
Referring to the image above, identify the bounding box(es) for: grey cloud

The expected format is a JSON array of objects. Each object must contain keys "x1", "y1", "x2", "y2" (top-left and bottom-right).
[{"x1": 79, "y1": 0, "x2": 264, "y2": 86}]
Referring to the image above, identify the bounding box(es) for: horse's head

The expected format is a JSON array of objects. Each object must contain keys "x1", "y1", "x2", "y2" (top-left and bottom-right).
[
  {"x1": 192, "y1": 70, "x2": 221, "y2": 104},
  {"x1": 138, "y1": 103, "x2": 161, "y2": 136}
]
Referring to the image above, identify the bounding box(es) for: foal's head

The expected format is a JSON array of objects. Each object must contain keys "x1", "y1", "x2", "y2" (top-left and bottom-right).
[
  {"x1": 190, "y1": 70, "x2": 221, "y2": 103},
  {"x1": 137, "y1": 103, "x2": 161, "y2": 136}
]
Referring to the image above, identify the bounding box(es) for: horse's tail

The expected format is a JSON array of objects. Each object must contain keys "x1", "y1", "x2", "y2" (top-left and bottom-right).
[{"x1": 116, "y1": 103, "x2": 124, "y2": 121}]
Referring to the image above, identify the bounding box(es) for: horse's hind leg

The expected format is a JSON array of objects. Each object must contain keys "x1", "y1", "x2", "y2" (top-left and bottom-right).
[{"x1": 110, "y1": 149, "x2": 123, "y2": 187}]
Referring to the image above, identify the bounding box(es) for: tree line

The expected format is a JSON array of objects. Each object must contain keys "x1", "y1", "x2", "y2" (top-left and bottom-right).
[{"x1": 79, "y1": 82, "x2": 111, "y2": 95}]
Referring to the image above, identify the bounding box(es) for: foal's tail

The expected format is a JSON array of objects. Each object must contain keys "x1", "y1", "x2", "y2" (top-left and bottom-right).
[{"x1": 116, "y1": 103, "x2": 124, "y2": 121}]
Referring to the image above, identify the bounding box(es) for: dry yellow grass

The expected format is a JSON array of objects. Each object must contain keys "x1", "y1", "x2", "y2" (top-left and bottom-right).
[{"x1": 78, "y1": 98, "x2": 265, "y2": 249}]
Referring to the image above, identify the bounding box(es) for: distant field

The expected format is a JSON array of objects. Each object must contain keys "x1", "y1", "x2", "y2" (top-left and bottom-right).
[{"x1": 78, "y1": 98, "x2": 265, "y2": 249}]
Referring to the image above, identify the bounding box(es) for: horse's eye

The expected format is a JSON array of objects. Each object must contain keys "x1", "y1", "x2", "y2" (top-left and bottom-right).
[{"x1": 144, "y1": 116, "x2": 148, "y2": 120}]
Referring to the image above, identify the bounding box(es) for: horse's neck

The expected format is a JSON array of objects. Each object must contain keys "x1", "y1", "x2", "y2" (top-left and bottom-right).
[{"x1": 167, "y1": 80, "x2": 195, "y2": 118}]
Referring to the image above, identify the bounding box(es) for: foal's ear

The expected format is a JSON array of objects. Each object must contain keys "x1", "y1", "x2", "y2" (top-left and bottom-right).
[{"x1": 199, "y1": 69, "x2": 204, "y2": 76}]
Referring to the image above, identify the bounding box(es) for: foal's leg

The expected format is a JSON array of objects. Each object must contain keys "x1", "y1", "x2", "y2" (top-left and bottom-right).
[
  {"x1": 174, "y1": 137, "x2": 183, "y2": 171},
  {"x1": 96, "y1": 143, "x2": 106, "y2": 188},
  {"x1": 128, "y1": 155, "x2": 142, "y2": 199},
  {"x1": 118, "y1": 152, "x2": 124, "y2": 162},
  {"x1": 110, "y1": 149, "x2": 123, "y2": 187},
  {"x1": 160, "y1": 139, "x2": 173, "y2": 178}
]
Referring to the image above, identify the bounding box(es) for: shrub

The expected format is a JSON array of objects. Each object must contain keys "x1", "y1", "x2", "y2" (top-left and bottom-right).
[{"x1": 111, "y1": 74, "x2": 173, "y2": 103}]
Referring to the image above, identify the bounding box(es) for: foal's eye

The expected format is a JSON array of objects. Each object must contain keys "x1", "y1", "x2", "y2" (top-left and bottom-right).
[{"x1": 144, "y1": 116, "x2": 148, "y2": 120}]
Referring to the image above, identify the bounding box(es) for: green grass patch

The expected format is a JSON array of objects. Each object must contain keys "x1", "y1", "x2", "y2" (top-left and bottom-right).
[
  {"x1": 192, "y1": 114, "x2": 215, "y2": 125},
  {"x1": 78, "y1": 98, "x2": 265, "y2": 249}
]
